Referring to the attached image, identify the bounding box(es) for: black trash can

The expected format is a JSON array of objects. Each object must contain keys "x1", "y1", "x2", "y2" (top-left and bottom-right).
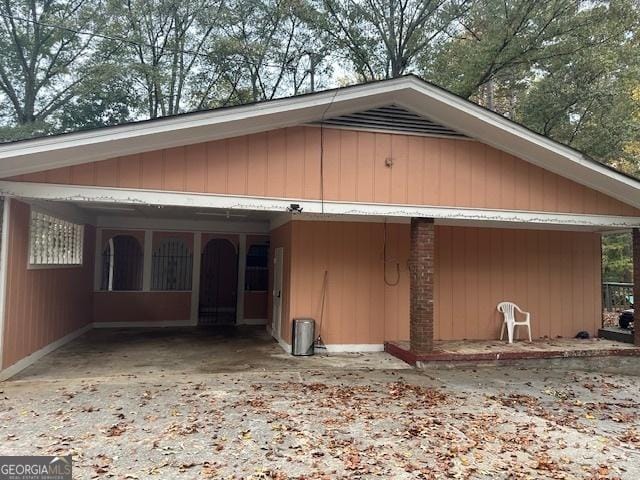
[{"x1": 291, "y1": 318, "x2": 315, "y2": 356}]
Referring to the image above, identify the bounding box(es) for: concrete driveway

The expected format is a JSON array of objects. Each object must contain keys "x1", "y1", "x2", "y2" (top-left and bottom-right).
[{"x1": 1, "y1": 328, "x2": 639, "y2": 478}]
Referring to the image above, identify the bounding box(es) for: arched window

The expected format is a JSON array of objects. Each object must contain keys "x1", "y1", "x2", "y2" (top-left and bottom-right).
[
  {"x1": 101, "y1": 235, "x2": 143, "y2": 291},
  {"x1": 151, "y1": 238, "x2": 193, "y2": 291}
]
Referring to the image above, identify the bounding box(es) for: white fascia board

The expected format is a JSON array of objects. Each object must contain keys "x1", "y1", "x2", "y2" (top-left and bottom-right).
[
  {"x1": 0, "y1": 81, "x2": 409, "y2": 178},
  {"x1": 289, "y1": 214, "x2": 622, "y2": 232},
  {"x1": 1, "y1": 181, "x2": 639, "y2": 228}
]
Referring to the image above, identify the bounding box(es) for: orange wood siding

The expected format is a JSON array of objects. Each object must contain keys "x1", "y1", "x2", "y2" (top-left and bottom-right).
[
  {"x1": 281, "y1": 221, "x2": 602, "y2": 344},
  {"x1": 286, "y1": 221, "x2": 409, "y2": 345},
  {"x1": 93, "y1": 292, "x2": 191, "y2": 323},
  {"x1": 2, "y1": 200, "x2": 96, "y2": 368},
  {"x1": 244, "y1": 292, "x2": 268, "y2": 319},
  {"x1": 434, "y1": 226, "x2": 602, "y2": 340},
  {"x1": 10, "y1": 127, "x2": 638, "y2": 217}
]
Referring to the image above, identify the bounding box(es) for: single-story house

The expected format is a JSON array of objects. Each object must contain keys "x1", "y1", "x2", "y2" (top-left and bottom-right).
[{"x1": 0, "y1": 75, "x2": 639, "y2": 379}]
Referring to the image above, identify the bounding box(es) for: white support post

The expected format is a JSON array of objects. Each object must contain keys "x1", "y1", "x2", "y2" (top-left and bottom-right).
[
  {"x1": 190, "y1": 232, "x2": 202, "y2": 325},
  {"x1": 107, "y1": 238, "x2": 115, "y2": 291},
  {"x1": 142, "y1": 230, "x2": 153, "y2": 292},
  {"x1": 0, "y1": 198, "x2": 12, "y2": 370},
  {"x1": 236, "y1": 234, "x2": 247, "y2": 325},
  {"x1": 94, "y1": 228, "x2": 102, "y2": 291}
]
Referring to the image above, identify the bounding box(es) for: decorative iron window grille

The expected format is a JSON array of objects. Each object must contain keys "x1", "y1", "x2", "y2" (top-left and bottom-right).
[
  {"x1": 101, "y1": 235, "x2": 143, "y2": 291},
  {"x1": 245, "y1": 243, "x2": 269, "y2": 291},
  {"x1": 29, "y1": 210, "x2": 84, "y2": 266},
  {"x1": 151, "y1": 238, "x2": 193, "y2": 291}
]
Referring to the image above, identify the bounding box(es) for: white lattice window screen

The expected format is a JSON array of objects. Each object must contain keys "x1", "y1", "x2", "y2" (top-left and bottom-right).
[{"x1": 29, "y1": 211, "x2": 84, "y2": 265}]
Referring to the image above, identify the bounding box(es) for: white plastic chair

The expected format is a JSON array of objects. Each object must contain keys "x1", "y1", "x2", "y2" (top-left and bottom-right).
[{"x1": 498, "y1": 302, "x2": 532, "y2": 343}]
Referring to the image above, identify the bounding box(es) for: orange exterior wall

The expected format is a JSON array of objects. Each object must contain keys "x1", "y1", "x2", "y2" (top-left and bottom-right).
[
  {"x1": 93, "y1": 292, "x2": 191, "y2": 323},
  {"x1": 2, "y1": 200, "x2": 95, "y2": 368},
  {"x1": 244, "y1": 292, "x2": 268, "y2": 319},
  {"x1": 286, "y1": 221, "x2": 409, "y2": 345},
  {"x1": 279, "y1": 221, "x2": 602, "y2": 345},
  {"x1": 434, "y1": 226, "x2": 602, "y2": 340},
  {"x1": 10, "y1": 127, "x2": 639, "y2": 217}
]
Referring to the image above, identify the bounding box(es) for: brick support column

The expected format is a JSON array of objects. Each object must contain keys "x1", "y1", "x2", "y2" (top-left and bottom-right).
[
  {"x1": 633, "y1": 228, "x2": 640, "y2": 346},
  {"x1": 409, "y1": 217, "x2": 435, "y2": 355}
]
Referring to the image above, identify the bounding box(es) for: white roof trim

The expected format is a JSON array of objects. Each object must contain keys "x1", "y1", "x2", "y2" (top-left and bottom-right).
[
  {"x1": 1, "y1": 180, "x2": 638, "y2": 228},
  {"x1": 0, "y1": 76, "x2": 638, "y2": 209}
]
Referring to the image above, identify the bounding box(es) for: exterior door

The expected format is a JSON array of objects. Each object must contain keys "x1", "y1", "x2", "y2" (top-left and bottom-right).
[
  {"x1": 199, "y1": 239, "x2": 238, "y2": 325},
  {"x1": 272, "y1": 247, "x2": 283, "y2": 338}
]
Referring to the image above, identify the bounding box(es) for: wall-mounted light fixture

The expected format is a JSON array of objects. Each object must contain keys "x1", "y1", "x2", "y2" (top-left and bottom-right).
[{"x1": 287, "y1": 203, "x2": 303, "y2": 214}]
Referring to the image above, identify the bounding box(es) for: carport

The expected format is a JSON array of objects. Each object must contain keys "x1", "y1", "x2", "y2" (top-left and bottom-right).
[{"x1": 0, "y1": 197, "x2": 292, "y2": 380}]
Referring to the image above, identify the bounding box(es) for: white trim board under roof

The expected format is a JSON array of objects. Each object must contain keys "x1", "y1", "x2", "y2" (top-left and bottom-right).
[
  {"x1": 1, "y1": 181, "x2": 638, "y2": 229},
  {"x1": 0, "y1": 75, "x2": 638, "y2": 209}
]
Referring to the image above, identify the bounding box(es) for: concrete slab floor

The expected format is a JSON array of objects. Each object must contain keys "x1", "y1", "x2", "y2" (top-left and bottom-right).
[
  {"x1": 1, "y1": 327, "x2": 640, "y2": 479},
  {"x1": 9, "y1": 326, "x2": 409, "y2": 382}
]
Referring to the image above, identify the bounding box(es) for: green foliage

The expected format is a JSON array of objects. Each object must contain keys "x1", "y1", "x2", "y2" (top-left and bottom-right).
[
  {"x1": 0, "y1": 121, "x2": 54, "y2": 143},
  {"x1": 0, "y1": 0, "x2": 106, "y2": 125},
  {"x1": 602, "y1": 233, "x2": 633, "y2": 282},
  {"x1": 56, "y1": 66, "x2": 137, "y2": 131},
  {"x1": 217, "y1": 0, "x2": 324, "y2": 103},
  {"x1": 103, "y1": 0, "x2": 228, "y2": 118},
  {"x1": 515, "y1": 1, "x2": 640, "y2": 175},
  {"x1": 413, "y1": 0, "x2": 640, "y2": 178},
  {"x1": 425, "y1": 1, "x2": 581, "y2": 100},
  {"x1": 309, "y1": 0, "x2": 469, "y2": 80}
]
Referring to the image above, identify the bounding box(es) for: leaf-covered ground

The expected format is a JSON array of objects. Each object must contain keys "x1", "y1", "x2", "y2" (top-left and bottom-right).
[{"x1": 2, "y1": 362, "x2": 640, "y2": 479}]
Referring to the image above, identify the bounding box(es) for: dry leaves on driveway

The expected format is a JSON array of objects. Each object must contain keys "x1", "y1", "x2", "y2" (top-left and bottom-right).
[{"x1": 1, "y1": 366, "x2": 639, "y2": 478}]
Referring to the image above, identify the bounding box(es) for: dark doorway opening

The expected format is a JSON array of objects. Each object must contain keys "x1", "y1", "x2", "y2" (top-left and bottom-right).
[{"x1": 199, "y1": 238, "x2": 238, "y2": 325}]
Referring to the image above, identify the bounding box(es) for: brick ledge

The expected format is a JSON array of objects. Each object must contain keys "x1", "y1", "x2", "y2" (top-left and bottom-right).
[{"x1": 384, "y1": 341, "x2": 640, "y2": 366}]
